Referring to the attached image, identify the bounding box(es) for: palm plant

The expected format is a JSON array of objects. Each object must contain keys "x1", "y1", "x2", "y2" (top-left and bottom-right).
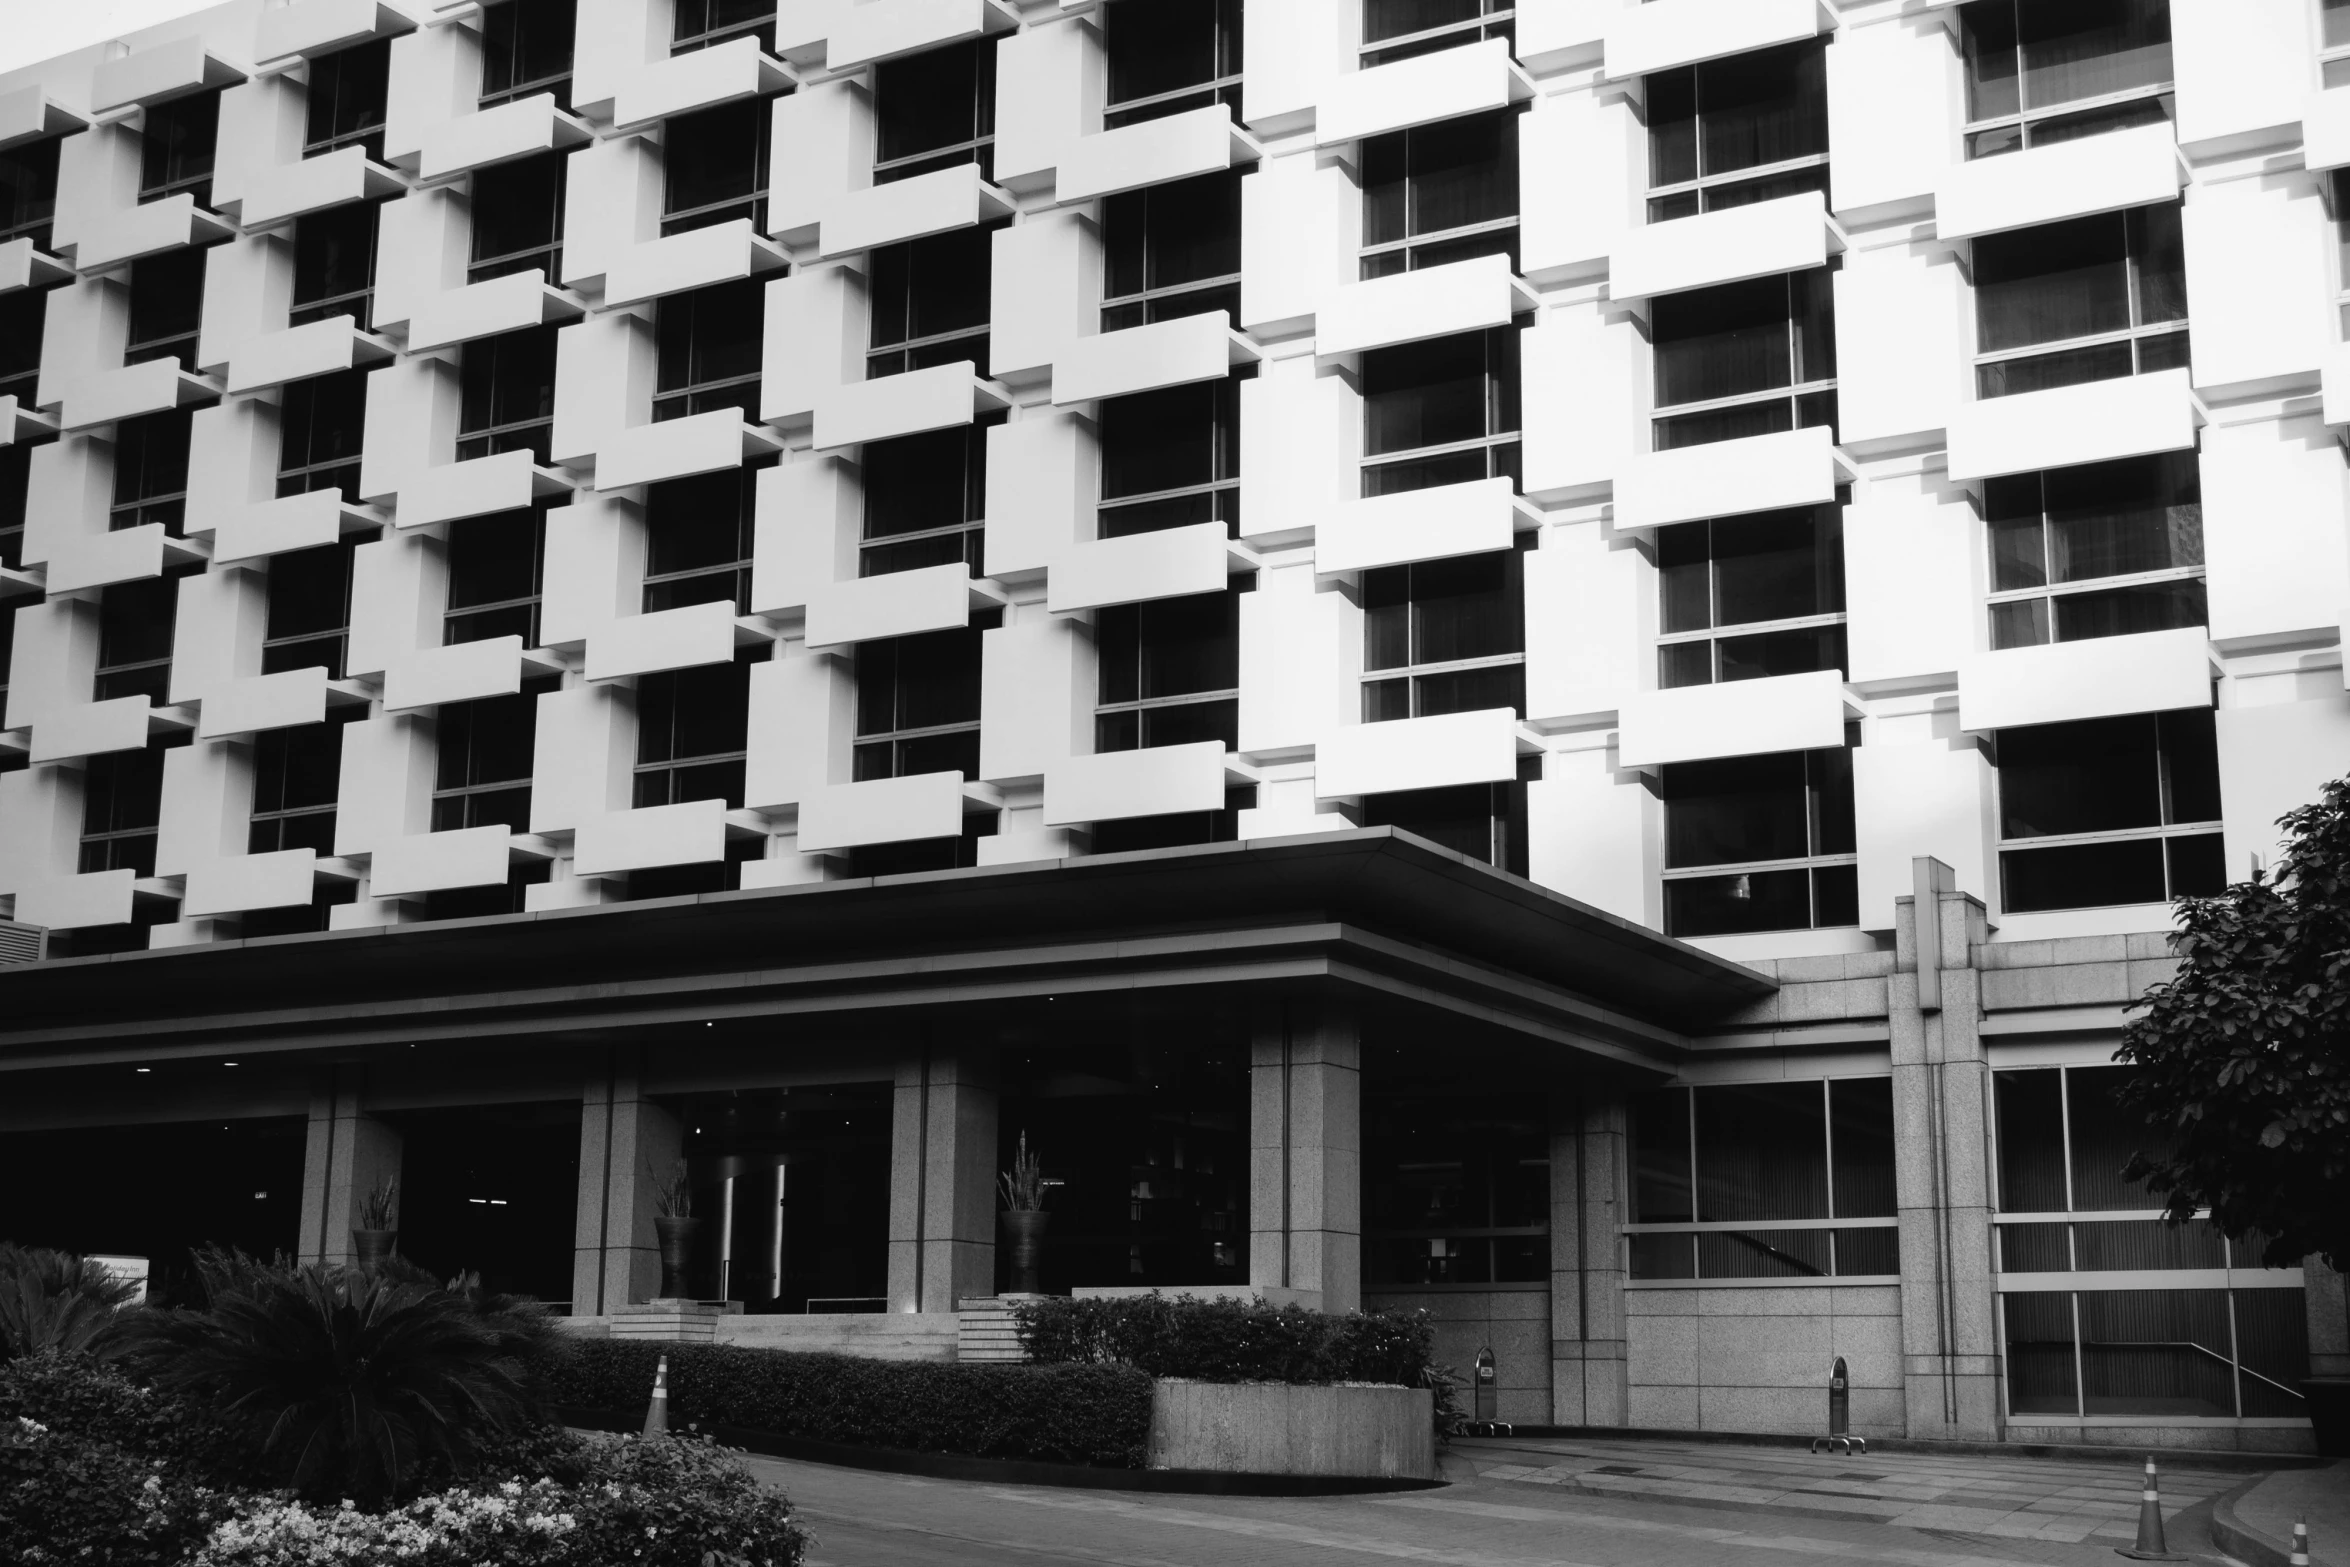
[
  {"x1": 358, "y1": 1176, "x2": 399, "y2": 1232},
  {"x1": 0, "y1": 1243, "x2": 141, "y2": 1361},
  {"x1": 120, "y1": 1249, "x2": 546, "y2": 1507}
]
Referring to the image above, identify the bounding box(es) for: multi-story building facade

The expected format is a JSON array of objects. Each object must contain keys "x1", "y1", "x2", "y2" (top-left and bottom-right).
[{"x1": 0, "y1": 0, "x2": 2344, "y2": 1451}]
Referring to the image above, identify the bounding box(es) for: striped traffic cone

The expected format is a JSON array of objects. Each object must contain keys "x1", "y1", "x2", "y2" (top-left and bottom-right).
[
  {"x1": 642, "y1": 1353, "x2": 670, "y2": 1437},
  {"x1": 2290, "y1": 1517, "x2": 2310, "y2": 1567},
  {"x1": 2116, "y1": 1456, "x2": 2186, "y2": 1561}
]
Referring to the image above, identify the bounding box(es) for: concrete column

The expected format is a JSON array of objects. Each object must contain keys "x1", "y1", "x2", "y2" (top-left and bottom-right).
[
  {"x1": 1890, "y1": 857, "x2": 2004, "y2": 1440},
  {"x1": 571, "y1": 1060, "x2": 682, "y2": 1314},
  {"x1": 296, "y1": 1072, "x2": 402, "y2": 1265},
  {"x1": 886, "y1": 1044, "x2": 998, "y2": 1313},
  {"x1": 1550, "y1": 1081, "x2": 1630, "y2": 1427},
  {"x1": 1248, "y1": 997, "x2": 1361, "y2": 1313}
]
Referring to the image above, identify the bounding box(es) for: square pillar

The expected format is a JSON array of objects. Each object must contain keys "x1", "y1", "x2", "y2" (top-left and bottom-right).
[
  {"x1": 1249, "y1": 997, "x2": 1362, "y2": 1313},
  {"x1": 887, "y1": 1045, "x2": 998, "y2": 1312},
  {"x1": 296, "y1": 1073, "x2": 402, "y2": 1265},
  {"x1": 1551, "y1": 1082, "x2": 1629, "y2": 1427},
  {"x1": 572, "y1": 1062, "x2": 682, "y2": 1315},
  {"x1": 1891, "y1": 857, "x2": 2004, "y2": 1440}
]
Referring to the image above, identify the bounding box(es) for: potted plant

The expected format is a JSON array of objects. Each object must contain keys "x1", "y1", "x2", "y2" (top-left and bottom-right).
[
  {"x1": 352, "y1": 1177, "x2": 397, "y2": 1266},
  {"x1": 650, "y1": 1162, "x2": 700, "y2": 1301},
  {"x1": 998, "y1": 1131, "x2": 1050, "y2": 1295}
]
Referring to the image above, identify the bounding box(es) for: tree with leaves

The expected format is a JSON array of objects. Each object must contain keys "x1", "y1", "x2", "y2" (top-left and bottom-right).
[{"x1": 2116, "y1": 776, "x2": 2350, "y2": 1270}]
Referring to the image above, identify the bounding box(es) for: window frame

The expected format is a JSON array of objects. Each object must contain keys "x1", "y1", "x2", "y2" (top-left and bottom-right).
[
  {"x1": 1649, "y1": 266, "x2": 1838, "y2": 451},
  {"x1": 1100, "y1": 171, "x2": 1243, "y2": 333},
  {"x1": 1093, "y1": 582, "x2": 1250, "y2": 756},
  {"x1": 110, "y1": 407, "x2": 196, "y2": 538},
  {"x1": 653, "y1": 278, "x2": 766, "y2": 423},
  {"x1": 1357, "y1": 109, "x2": 1522, "y2": 280},
  {"x1": 478, "y1": 0, "x2": 577, "y2": 110},
  {"x1": 1359, "y1": 326, "x2": 1522, "y2": 498},
  {"x1": 1956, "y1": 0, "x2": 2175, "y2": 161},
  {"x1": 1982, "y1": 454, "x2": 2205, "y2": 651},
  {"x1": 671, "y1": 0, "x2": 777, "y2": 56},
  {"x1": 1359, "y1": 0, "x2": 1514, "y2": 69},
  {"x1": 1655, "y1": 502, "x2": 1848, "y2": 689},
  {"x1": 246, "y1": 712, "x2": 358, "y2": 856},
  {"x1": 431, "y1": 678, "x2": 555, "y2": 833},
  {"x1": 78, "y1": 740, "x2": 181, "y2": 875},
  {"x1": 467, "y1": 149, "x2": 570, "y2": 284},
  {"x1": 302, "y1": 38, "x2": 393, "y2": 163},
  {"x1": 642, "y1": 459, "x2": 768, "y2": 615},
  {"x1": 1642, "y1": 39, "x2": 1831, "y2": 224},
  {"x1": 92, "y1": 570, "x2": 188, "y2": 706},
  {"x1": 1102, "y1": 0, "x2": 1244, "y2": 128},
  {"x1": 287, "y1": 198, "x2": 383, "y2": 330},
  {"x1": 276, "y1": 369, "x2": 373, "y2": 503},
  {"x1": 139, "y1": 89, "x2": 220, "y2": 208},
  {"x1": 632, "y1": 649, "x2": 764, "y2": 809},
  {"x1": 1993, "y1": 709, "x2": 2225, "y2": 913},
  {"x1": 261, "y1": 540, "x2": 359, "y2": 680},
  {"x1": 1359, "y1": 543, "x2": 1529, "y2": 724},
  {"x1": 1657, "y1": 740, "x2": 1860, "y2": 937},
  {"x1": 443, "y1": 503, "x2": 550, "y2": 650},
  {"x1": 1098, "y1": 374, "x2": 1245, "y2": 541},
  {"x1": 457, "y1": 324, "x2": 559, "y2": 466},
  {"x1": 864, "y1": 220, "x2": 1002, "y2": 381},
  {"x1": 659, "y1": 94, "x2": 776, "y2": 237},
  {"x1": 2326, "y1": 0, "x2": 2350, "y2": 89},
  {"x1": 124, "y1": 246, "x2": 206, "y2": 371},
  {"x1": 851, "y1": 619, "x2": 993, "y2": 784},
  {"x1": 1970, "y1": 205, "x2": 2189, "y2": 401},
  {"x1": 871, "y1": 39, "x2": 997, "y2": 186},
  {"x1": 859, "y1": 418, "x2": 994, "y2": 579},
  {"x1": 0, "y1": 135, "x2": 60, "y2": 251}
]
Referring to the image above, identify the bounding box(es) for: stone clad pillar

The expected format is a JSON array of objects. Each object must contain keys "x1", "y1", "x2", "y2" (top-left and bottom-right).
[
  {"x1": 887, "y1": 1044, "x2": 998, "y2": 1313},
  {"x1": 1249, "y1": 997, "x2": 1361, "y2": 1313},
  {"x1": 1550, "y1": 1082, "x2": 1630, "y2": 1426},
  {"x1": 1891, "y1": 857, "x2": 2004, "y2": 1440},
  {"x1": 297, "y1": 1070, "x2": 401, "y2": 1265},
  {"x1": 572, "y1": 1059, "x2": 683, "y2": 1315}
]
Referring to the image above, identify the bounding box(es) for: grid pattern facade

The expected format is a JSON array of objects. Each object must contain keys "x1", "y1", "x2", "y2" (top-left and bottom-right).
[{"x1": 1, "y1": 0, "x2": 2348, "y2": 963}]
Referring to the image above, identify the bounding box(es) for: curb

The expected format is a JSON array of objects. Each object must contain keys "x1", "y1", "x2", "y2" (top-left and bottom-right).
[
  {"x1": 1471, "y1": 1426, "x2": 2323, "y2": 1473},
  {"x1": 2209, "y1": 1475, "x2": 2297, "y2": 1567}
]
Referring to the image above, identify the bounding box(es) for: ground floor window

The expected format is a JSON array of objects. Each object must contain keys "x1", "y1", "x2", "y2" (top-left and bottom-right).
[
  {"x1": 1363, "y1": 1092, "x2": 1549, "y2": 1288},
  {"x1": 380, "y1": 1100, "x2": 581, "y2": 1305}
]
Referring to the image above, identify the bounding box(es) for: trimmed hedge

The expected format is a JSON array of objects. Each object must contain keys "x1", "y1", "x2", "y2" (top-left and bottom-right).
[
  {"x1": 540, "y1": 1340, "x2": 1154, "y2": 1468},
  {"x1": 1013, "y1": 1295, "x2": 1439, "y2": 1387}
]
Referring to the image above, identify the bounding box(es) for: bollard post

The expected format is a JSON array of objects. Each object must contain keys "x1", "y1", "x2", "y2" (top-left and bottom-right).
[
  {"x1": 2289, "y1": 1517, "x2": 2310, "y2": 1567},
  {"x1": 2115, "y1": 1456, "x2": 2185, "y2": 1561},
  {"x1": 643, "y1": 1352, "x2": 670, "y2": 1438},
  {"x1": 1811, "y1": 1356, "x2": 1864, "y2": 1455}
]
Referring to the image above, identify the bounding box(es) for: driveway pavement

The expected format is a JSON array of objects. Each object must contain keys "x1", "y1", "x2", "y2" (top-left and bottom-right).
[{"x1": 743, "y1": 1434, "x2": 2277, "y2": 1567}]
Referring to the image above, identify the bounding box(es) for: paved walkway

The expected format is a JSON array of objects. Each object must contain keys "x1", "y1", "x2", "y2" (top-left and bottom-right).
[{"x1": 2232, "y1": 1460, "x2": 2350, "y2": 1566}]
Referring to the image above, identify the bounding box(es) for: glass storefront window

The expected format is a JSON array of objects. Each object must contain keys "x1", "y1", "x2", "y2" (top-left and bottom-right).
[{"x1": 1363, "y1": 1095, "x2": 1550, "y2": 1288}]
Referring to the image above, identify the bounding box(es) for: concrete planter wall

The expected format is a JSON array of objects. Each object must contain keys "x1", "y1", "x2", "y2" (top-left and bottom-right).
[{"x1": 1147, "y1": 1379, "x2": 1436, "y2": 1479}]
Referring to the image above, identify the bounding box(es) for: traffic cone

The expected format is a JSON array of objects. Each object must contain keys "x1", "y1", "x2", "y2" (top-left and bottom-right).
[
  {"x1": 642, "y1": 1353, "x2": 670, "y2": 1438},
  {"x1": 2115, "y1": 1456, "x2": 2186, "y2": 1561},
  {"x1": 2290, "y1": 1517, "x2": 2310, "y2": 1567}
]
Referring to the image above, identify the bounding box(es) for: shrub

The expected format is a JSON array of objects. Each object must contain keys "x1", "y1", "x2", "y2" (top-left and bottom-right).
[
  {"x1": 1012, "y1": 1294, "x2": 1439, "y2": 1386},
  {"x1": 0, "y1": 1242, "x2": 142, "y2": 1361},
  {"x1": 0, "y1": 1411, "x2": 225, "y2": 1567},
  {"x1": 0, "y1": 1350, "x2": 272, "y2": 1490},
  {"x1": 541, "y1": 1339, "x2": 1154, "y2": 1467}
]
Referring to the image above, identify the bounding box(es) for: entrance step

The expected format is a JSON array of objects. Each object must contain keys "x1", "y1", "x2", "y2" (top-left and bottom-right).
[{"x1": 957, "y1": 1296, "x2": 1034, "y2": 1362}]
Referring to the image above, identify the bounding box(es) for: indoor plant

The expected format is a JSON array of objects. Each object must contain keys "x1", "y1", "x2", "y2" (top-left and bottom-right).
[
  {"x1": 649, "y1": 1162, "x2": 700, "y2": 1301},
  {"x1": 998, "y1": 1132, "x2": 1050, "y2": 1295},
  {"x1": 352, "y1": 1176, "x2": 398, "y2": 1266}
]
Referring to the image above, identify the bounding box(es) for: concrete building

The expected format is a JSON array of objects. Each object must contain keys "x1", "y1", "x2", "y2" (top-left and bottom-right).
[{"x1": 0, "y1": 0, "x2": 2343, "y2": 1451}]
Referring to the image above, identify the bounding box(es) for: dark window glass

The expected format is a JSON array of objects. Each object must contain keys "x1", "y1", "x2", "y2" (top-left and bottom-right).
[
  {"x1": 1973, "y1": 205, "x2": 2187, "y2": 398},
  {"x1": 1830, "y1": 1077, "x2": 1897, "y2": 1218},
  {"x1": 662, "y1": 96, "x2": 772, "y2": 235},
  {"x1": 1096, "y1": 585, "x2": 1245, "y2": 754},
  {"x1": 1101, "y1": 171, "x2": 1241, "y2": 331},
  {"x1": 673, "y1": 0, "x2": 776, "y2": 54},
  {"x1": 277, "y1": 369, "x2": 373, "y2": 501},
  {"x1": 94, "y1": 572, "x2": 183, "y2": 704},
  {"x1": 480, "y1": 0, "x2": 577, "y2": 109},
  {"x1": 0, "y1": 291, "x2": 45, "y2": 404},
  {"x1": 469, "y1": 151, "x2": 569, "y2": 283},
  {"x1": 248, "y1": 713, "x2": 357, "y2": 855},
  {"x1": 1998, "y1": 709, "x2": 2224, "y2": 911},
  {"x1": 874, "y1": 40, "x2": 995, "y2": 183},
  {"x1": 1085, "y1": 786, "x2": 1252, "y2": 854},
  {"x1": 853, "y1": 619, "x2": 991, "y2": 782},
  {"x1": 111, "y1": 409, "x2": 195, "y2": 536},
  {"x1": 1360, "y1": 327, "x2": 1520, "y2": 496},
  {"x1": 140, "y1": 90, "x2": 220, "y2": 207},
  {"x1": 1099, "y1": 375, "x2": 1243, "y2": 538},
  {"x1": 1104, "y1": 0, "x2": 1242, "y2": 126},
  {"x1": 444, "y1": 505, "x2": 547, "y2": 647},
  {"x1": 867, "y1": 220, "x2": 1000, "y2": 378},
  {"x1": 1696, "y1": 1082, "x2": 1827, "y2": 1223},
  {"x1": 1646, "y1": 40, "x2": 1829, "y2": 220},
  {"x1": 0, "y1": 443, "x2": 24, "y2": 571},
  {"x1": 1987, "y1": 454, "x2": 2204, "y2": 648},
  {"x1": 1360, "y1": 111, "x2": 1519, "y2": 278},
  {"x1": 655, "y1": 278, "x2": 764, "y2": 422},
  {"x1": 1657, "y1": 504, "x2": 1845, "y2": 687},
  {"x1": 1650, "y1": 268, "x2": 1837, "y2": 447},
  {"x1": 634, "y1": 648, "x2": 762, "y2": 807},
  {"x1": 0, "y1": 135, "x2": 60, "y2": 248},
  {"x1": 0, "y1": 599, "x2": 16, "y2": 698},
  {"x1": 1960, "y1": 0, "x2": 2173, "y2": 157},
  {"x1": 305, "y1": 39, "x2": 391, "y2": 162},
  {"x1": 261, "y1": 541, "x2": 357, "y2": 679},
  {"x1": 1358, "y1": 776, "x2": 1530, "y2": 875},
  {"x1": 289, "y1": 200, "x2": 380, "y2": 328},
  {"x1": 1362, "y1": 1093, "x2": 1548, "y2": 1289},
  {"x1": 1361, "y1": 547, "x2": 1526, "y2": 722},
  {"x1": 457, "y1": 325, "x2": 558, "y2": 464},
  {"x1": 643, "y1": 460, "x2": 763, "y2": 614},
  {"x1": 432, "y1": 679, "x2": 554, "y2": 832},
  {"x1": 862, "y1": 419, "x2": 991, "y2": 577},
  {"x1": 1661, "y1": 745, "x2": 1857, "y2": 936},
  {"x1": 79, "y1": 740, "x2": 179, "y2": 875},
  {"x1": 126, "y1": 247, "x2": 206, "y2": 370},
  {"x1": 1361, "y1": 0, "x2": 1512, "y2": 66}
]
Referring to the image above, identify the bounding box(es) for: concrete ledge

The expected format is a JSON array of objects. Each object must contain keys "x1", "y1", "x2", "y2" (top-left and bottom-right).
[
  {"x1": 1148, "y1": 1379, "x2": 1436, "y2": 1479},
  {"x1": 2210, "y1": 1475, "x2": 2298, "y2": 1567}
]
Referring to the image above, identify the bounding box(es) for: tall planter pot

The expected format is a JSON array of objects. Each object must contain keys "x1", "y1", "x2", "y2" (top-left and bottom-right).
[
  {"x1": 654, "y1": 1215, "x2": 702, "y2": 1300},
  {"x1": 1001, "y1": 1210, "x2": 1050, "y2": 1295},
  {"x1": 351, "y1": 1228, "x2": 396, "y2": 1266}
]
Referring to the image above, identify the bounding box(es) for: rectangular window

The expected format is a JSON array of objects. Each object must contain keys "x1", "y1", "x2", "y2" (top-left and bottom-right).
[
  {"x1": 634, "y1": 647, "x2": 763, "y2": 808},
  {"x1": 457, "y1": 324, "x2": 557, "y2": 465},
  {"x1": 1985, "y1": 452, "x2": 2202, "y2": 649},
  {"x1": 1096, "y1": 582, "x2": 1247, "y2": 754},
  {"x1": 2326, "y1": 0, "x2": 2350, "y2": 89},
  {"x1": 248, "y1": 711, "x2": 360, "y2": 854},
  {"x1": 1362, "y1": 545, "x2": 1527, "y2": 722},
  {"x1": 79, "y1": 738, "x2": 184, "y2": 874},
  {"x1": 1086, "y1": 785, "x2": 1254, "y2": 855},
  {"x1": 873, "y1": 40, "x2": 995, "y2": 184},
  {"x1": 0, "y1": 442, "x2": 26, "y2": 570},
  {"x1": 1359, "y1": 764, "x2": 1534, "y2": 874},
  {"x1": 444, "y1": 504, "x2": 547, "y2": 648},
  {"x1": 125, "y1": 247, "x2": 206, "y2": 371},
  {"x1": 1101, "y1": 171, "x2": 1241, "y2": 332},
  {"x1": 1660, "y1": 742, "x2": 1859, "y2": 936},
  {"x1": 277, "y1": 369, "x2": 372, "y2": 501},
  {"x1": 289, "y1": 199, "x2": 380, "y2": 328},
  {"x1": 1973, "y1": 204, "x2": 2187, "y2": 399},
  {"x1": 93, "y1": 571, "x2": 185, "y2": 704},
  {"x1": 1657, "y1": 503, "x2": 1846, "y2": 688},
  {"x1": 1363, "y1": 1093, "x2": 1550, "y2": 1287},
  {"x1": 140, "y1": 89, "x2": 220, "y2": 208},
  {"x1": 110, "y1": 409, "x2": 195, "y2": 536},
  {"x1": 304, "y1": 39, "x2": 391, "y2": 162},
  {"x1": 1105, "y1": 0, "x2": 1242, "y2": 127},
  {"x1": 1992, "y1": 1064, "x2": 2307, "y2": 1422},
  {"x1": 1996, "y1": 708, "x2": 2223, "y2": 912},
  {"x1": 1646, "y1": 40, "x2": 1829, "y2": 222},
  {"x1": 468, "y1": 150, "x2": 568, "y2": 284},
  {"x1": 1361, "y1": 327, "x2": 1520, "y2": 496},
  {"x1": 854, "y1": 618, "x2": 992, "y2": 782},
  {"x1": 1626, "y1": 1078, "x2": 1899, "y2": 1281},
  {"x1": 654, "y1": 277, "x2": 763, "y2": 422},
  {"x1": 0, "y1": 599, "x2": 16, "y2": 717},
  {"x1": 861, "y1": 419, "x2": 993, "y2": 577},
  {"x1": 1360, "y1": 111, "x2": 1519, "y2": 279},
  {"x1": 0, "y1": 292, "x2": 43, "y2": 406},
  {"x1": 1099, "y1": 375, "x2": 1243, "y2": 539},
  {"x1": 867, "y1": 221, "x2": 999, "y2": 378},
  {"x1": 643, "y1": 459, "x2": 766, "y2": 614},
  {"x1": 672, "y1": 0, "x2": 776, "y2": 55},
  {"x1": 262, "y1": 540, "x2": 358, "y2": 679},
  {"x1": 432, "y1": 678, "x2": 556, "y2": 831},
  {"x1": 0, "y1": 134, "x2": 60, "y2": 250},
  {"x1": 1362, "y1": 0, "x2": 1513, "y2": 68},
  {"x1": 661, "y1": 96, "x2": 772, "y2": 236},
  {"x1": 479, "y1": 0, "x2": 576, "y2": 110},
  {"x1": 1651, "y1": 268, "x2": 1837, "y2": 450},
  {"x1": 1959, "y1": 0, "x2": 2173, "y2": 160}
]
